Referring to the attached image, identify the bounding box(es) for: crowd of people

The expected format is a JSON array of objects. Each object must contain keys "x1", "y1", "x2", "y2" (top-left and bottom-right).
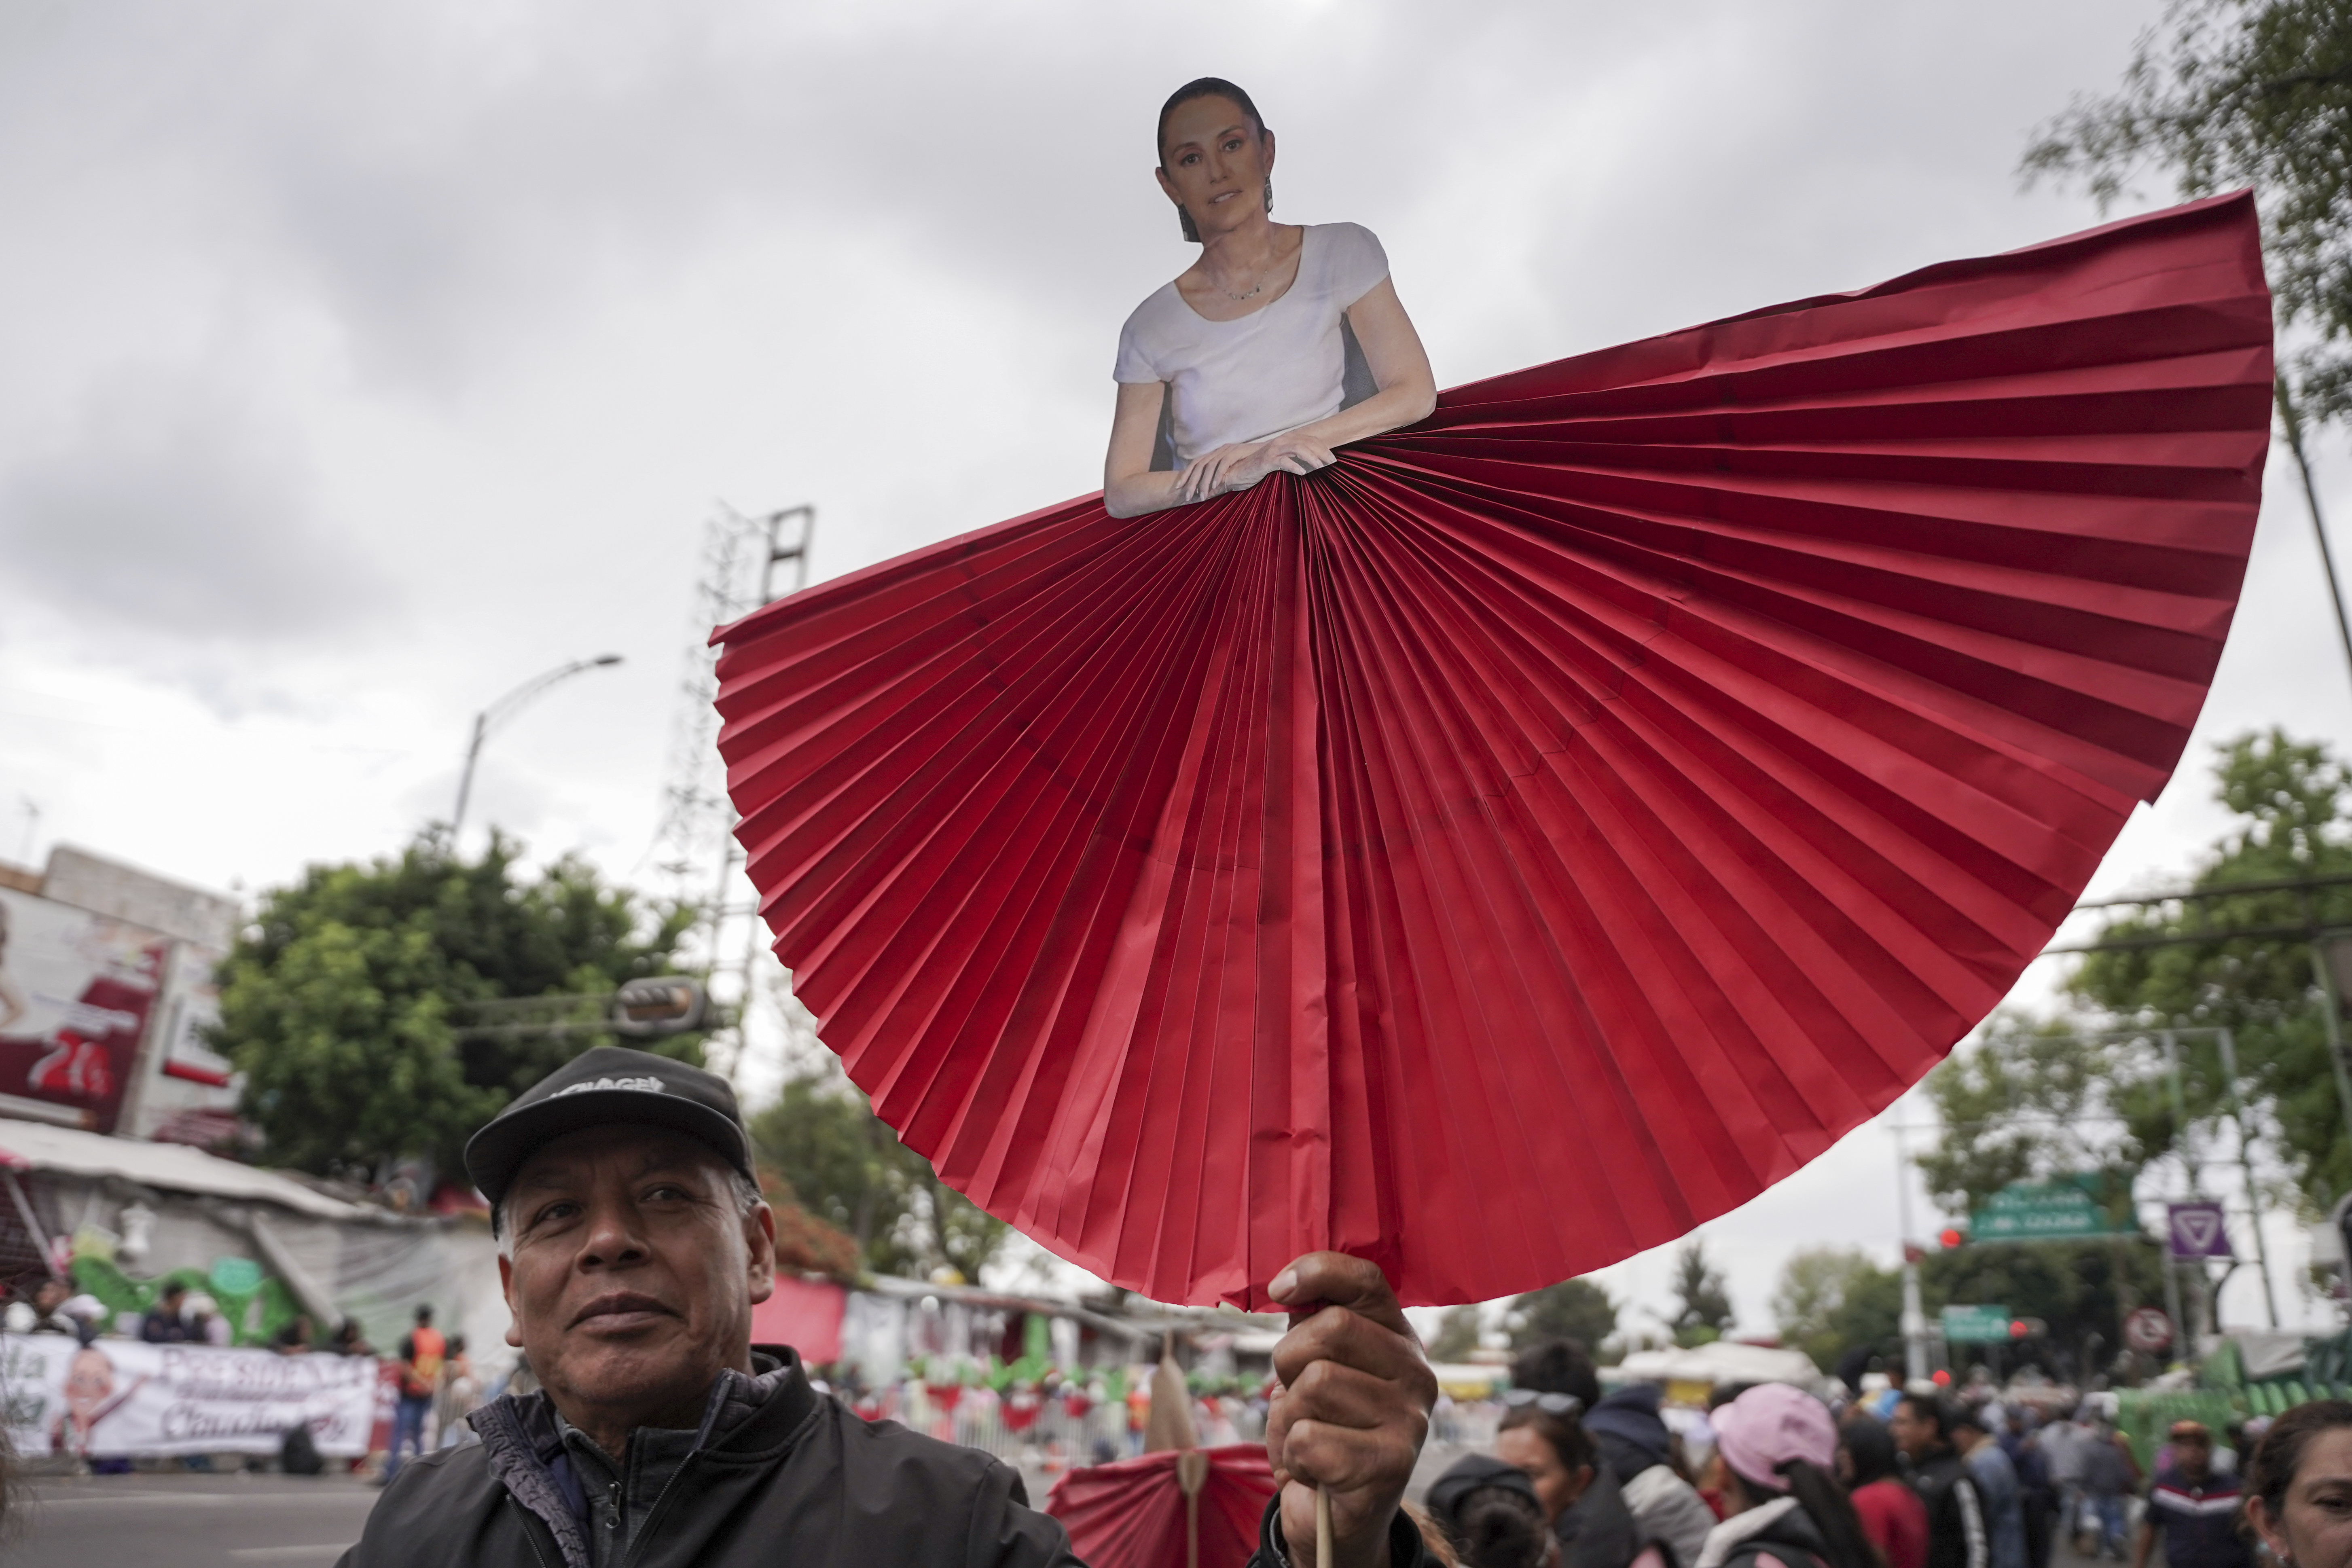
[
  {"x1": 0, "y1": 1265, "x2": 2305, "y2": 1568},
  {"x1": 1413, "y1": 1337, "x2": 2288, "y2": 1568}
]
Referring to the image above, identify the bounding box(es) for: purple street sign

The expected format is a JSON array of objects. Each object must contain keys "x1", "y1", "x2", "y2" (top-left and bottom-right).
[{"x1": 2167, "y1": 1200, "x2": 2233, "y2": 1260}]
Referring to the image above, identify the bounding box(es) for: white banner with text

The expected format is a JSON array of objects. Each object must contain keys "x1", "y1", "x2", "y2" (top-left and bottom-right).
[{"x1": 0, "y1": 1334, "x2": 381, "y2": 1457}]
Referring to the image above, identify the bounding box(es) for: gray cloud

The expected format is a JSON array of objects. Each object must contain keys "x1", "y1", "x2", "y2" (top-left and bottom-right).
[{"x1": 0, "y1": 368, "x2": 390, "y2": 645}]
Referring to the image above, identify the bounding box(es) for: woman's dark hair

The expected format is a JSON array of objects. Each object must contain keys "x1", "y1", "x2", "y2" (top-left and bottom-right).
[
  {"x1": 1895, "y1": 1392, "x2": 1958, "y2": 1446},
  {"x1": 1709, "y1": 1380, "x2": 1760, "y2": 1411},
  {"x1": 1728, "y1": 1456, "x2": 1885, "y2": 1568},
  {"x1": 1156, "y1": 77, "x2": 1268, "y2": 165},
  {"x1": 1781, "y1": 1459, "x2": 1886, "y2": 1568},
  {"x1": 1499, "y1": 1403, "x2": 1596, "y2": 1472},
  {"x1": 1511, "y1": 1337, "x2": 1603, "y2": 1408},
  {"x1": 1841, "y1": 1414, "x2": 1902, "y2": 1488},
  {"x1": 2248, "y1": 1400, "x2": 2352, "y2": 1523},
  {"x1": 1156, "y1": 78, "x2": 1271, "y2": 243},
  {"x1": 1451, "y1": 1486, "x2": 1550, "y2": 1568}
]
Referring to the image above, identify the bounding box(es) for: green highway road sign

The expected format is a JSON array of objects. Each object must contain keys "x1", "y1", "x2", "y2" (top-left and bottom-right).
[
  {"x1": 1942, "y1": 1305, "x2": 2013, "y2": 1342},
  {"x1": 1969, "y1": 1175, "x2": 2137, "y2": 1242}
]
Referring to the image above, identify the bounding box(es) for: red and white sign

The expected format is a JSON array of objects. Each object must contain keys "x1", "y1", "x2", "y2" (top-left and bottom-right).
[
  {"x1": 2124, "y1": 1307, "x2": 2175, "y2": 1353},
  {"x1": 157, "y1": 940, "x2": 232, "y2": 1087},
  {"x1": 0, "y1": 888, "x2": 170, "y2": 1133}
]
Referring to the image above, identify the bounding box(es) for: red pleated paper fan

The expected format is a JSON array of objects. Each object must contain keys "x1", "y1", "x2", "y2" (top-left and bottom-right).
[
  {"x1": 1045, "y1": 1446, "x2": 1277, "y2": 1568},
  {"x1": 714, "y1": 193, "x2": 2272, "y2": 1308}
]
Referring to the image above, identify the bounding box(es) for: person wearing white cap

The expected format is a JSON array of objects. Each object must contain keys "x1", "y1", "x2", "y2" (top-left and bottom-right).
[{"x1": 1696, "y1": 1384, "x2": 1881, "y2": 1568}]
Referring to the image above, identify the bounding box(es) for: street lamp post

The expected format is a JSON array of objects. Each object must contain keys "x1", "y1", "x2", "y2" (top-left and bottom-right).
[{"x1": 451, "y1": 655, "x2": 624, "y2": 842}]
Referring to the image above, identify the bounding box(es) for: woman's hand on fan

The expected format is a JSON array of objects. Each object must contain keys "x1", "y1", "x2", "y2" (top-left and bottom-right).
[
  {"x1": 1250, "y1": 431, "x2": 1338, "y2": 478},
  {"x1": 1175, "y1": 441, "x2": 1265, "y2": 504},
  {"x1": 1265, "y1": 1252, "x2": 1436, "y2": 1568}
]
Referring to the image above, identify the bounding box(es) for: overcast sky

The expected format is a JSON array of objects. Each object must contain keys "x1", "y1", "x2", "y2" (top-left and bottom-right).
[{"x1": 2, "y1": 0, "x2": 2343, "y2": 1336}]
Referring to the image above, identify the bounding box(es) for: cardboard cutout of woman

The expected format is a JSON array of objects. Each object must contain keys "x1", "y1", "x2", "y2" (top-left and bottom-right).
[
  {"x1": 707, "y1": 79, "x2": 2273, "y2": 1311},
  {"x1": 1103, "y1": 79, "x2": 1436, "y2": 518}
]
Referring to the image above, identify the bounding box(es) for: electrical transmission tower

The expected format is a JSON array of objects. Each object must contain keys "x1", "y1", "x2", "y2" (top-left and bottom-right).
[{"x1": 648, "y1": 503, "x2": 815, "y2": 1086}]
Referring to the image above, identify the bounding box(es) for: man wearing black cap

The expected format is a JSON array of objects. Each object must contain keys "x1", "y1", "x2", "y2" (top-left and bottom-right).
[{"x1": 334, "y1": 1047, "x2": 1439, "y2": 1568}]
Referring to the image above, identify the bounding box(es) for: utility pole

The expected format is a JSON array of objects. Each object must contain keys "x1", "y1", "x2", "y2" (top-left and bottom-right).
[
  {"x1": 2161, "y1": 1030, "x2": 2210, "y2": 1346},
  {"x1": 2312, "y1": 942, "x2": 2352, "y2": 1164},
  {"x1": 2215, "y1": 1027, "x2": 2281, "y2": 1327},
  {"x1": 1894, "y1": 1120, "x2": 1929, "y2": 1387},
  {"x1": 2278, "y1": 377, "x2": 2352, "y2": 694}
]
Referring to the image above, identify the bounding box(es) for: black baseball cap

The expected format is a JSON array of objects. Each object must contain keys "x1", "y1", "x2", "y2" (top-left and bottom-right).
[{"x1": 464, "y1": 1045, "x2": 756, "y2": 1211}]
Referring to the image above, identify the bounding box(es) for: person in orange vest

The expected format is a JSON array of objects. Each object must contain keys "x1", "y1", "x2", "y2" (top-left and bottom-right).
[{"x1": 384, "y1": 1303, "x2": 446, "y2": 1483}]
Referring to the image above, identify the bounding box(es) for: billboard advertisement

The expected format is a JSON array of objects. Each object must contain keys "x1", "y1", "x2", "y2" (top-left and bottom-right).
[
  {"x1": 0, "y1": 886, "x2": 170, "y2": 1133},
  {"x1": 156, "y1": 940, "x2": 232, "y2": 1088}
]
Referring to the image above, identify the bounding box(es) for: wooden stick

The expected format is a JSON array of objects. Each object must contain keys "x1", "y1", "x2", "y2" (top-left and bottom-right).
[{"x1": 1316, "y1": 1484, "x2": 1333, "y2": 1567}]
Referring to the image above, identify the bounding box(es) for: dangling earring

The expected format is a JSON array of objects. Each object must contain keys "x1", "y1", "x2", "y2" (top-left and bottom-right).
[
  {"x1": 1179, "y1": 204, "x2": 1200, "y2": 243},
  {"x1": 1264, "y1": 180, "x2": 1274, "y2": 214}
]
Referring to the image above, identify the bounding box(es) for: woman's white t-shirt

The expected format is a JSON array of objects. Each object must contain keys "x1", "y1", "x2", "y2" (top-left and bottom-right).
[{"x1": 1113, "y1": 222, "x2": 1390, "y2": 468}]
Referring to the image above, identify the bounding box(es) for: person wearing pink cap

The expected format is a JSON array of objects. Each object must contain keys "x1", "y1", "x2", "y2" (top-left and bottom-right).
[{"x1": 1694, "y1": 1384, "x2": 1880, "y2": 1568}]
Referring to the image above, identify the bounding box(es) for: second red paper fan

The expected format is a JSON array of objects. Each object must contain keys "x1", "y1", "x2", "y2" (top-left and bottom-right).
[{"x1": 715, "y1": 193, "x2": 2272, "y2": 1309}]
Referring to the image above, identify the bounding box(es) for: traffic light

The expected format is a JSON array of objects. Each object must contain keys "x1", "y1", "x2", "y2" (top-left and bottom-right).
[
  {"x1": 1931, "y1": 1369, "x2": 1952, "y2": 1387},
  {"x1": 1938, "y1": 1226, "x2": 1965, "y2": 1249},
  {"x1": 610, "y1": 977, "x2": 710, "y2": 1037},
  {"x1": 2009, "y1": 1320, "x2": 2028, "y2": 1339}
]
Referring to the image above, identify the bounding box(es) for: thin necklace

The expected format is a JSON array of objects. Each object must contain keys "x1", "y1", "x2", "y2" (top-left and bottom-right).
[{"x1": 1215, "y1": 245, "x2": 1280, "y2": 301}]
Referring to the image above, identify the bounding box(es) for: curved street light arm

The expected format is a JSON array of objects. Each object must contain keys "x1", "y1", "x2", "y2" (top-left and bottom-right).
[{"x1": 451, "y1": 654, "x2": 624, "y2": 840}]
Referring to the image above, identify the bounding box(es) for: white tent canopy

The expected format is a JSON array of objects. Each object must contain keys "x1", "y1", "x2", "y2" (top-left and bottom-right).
[
  {"x1": 1613, "y1": 1340, "x2": 1829, "y2": 1396},
  {"x1": 0, "y1": 1119, "x2": 372, "y2": 1222}
]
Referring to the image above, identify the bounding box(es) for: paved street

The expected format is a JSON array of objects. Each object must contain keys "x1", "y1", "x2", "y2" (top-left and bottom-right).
[
  {"x1": 10, "y1": 1472, "x2": 380, "y2": 1568},
  {"x1": 4, "y1": 1458, "x2": 2149, "y2": 1566}
]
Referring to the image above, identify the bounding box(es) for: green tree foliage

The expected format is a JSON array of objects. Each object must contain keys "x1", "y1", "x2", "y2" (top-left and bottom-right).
[
  {"x1": 1670, "y1": 1240, "x2": 1735, "y2": 1345},
  {"x1": 216, "y1": 832, "x2": 699, "y2": 1178},
  {"x1": 748, "y1": 1067, "x2": 1010, "y2": 1283},
  {"x1": 1773, "y1": 1247, "x2": 1904, "y2": 1375},
  {"x1": 2022, "y1": 0, "x2": 2352, "y2": 420},
  {"x1": 1427, "y1": 1303, "x2": 1484, "y2": 1363},
  {"x1": 1915, "y1": 1023, "x2": 2151, "y2": 1218},
  {"x1": 1912, "y1": 1013, "x2": 2189, "y2": 1374},
  {"x1": 1509, "y1": 1277, "x2": 1618, "y2": 1352},
  {"x1": 2067, "y1": 730, "x2": 2352, "y2": 1203}
]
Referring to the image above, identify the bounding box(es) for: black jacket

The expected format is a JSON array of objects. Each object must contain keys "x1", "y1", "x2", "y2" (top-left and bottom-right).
[
  {"x1": 1704, "y1": 1496, "x2": 1833, "y2": 1568},
  {"x1": 1557, "y1": 1456, "x2": 1641, "y2": 1568},
  {"x1": 337, "y1": 1350, "x2": 1074, "y2": 1568},
  {"x1": 337, "y1": 1348, "x2": 1436, "y2": 1568},
  {"x1": 1908, "y1": 1448, "x2": 1990, "y2": 1568}
]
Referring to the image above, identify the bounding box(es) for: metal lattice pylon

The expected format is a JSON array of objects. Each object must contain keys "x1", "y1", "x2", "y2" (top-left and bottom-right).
[{"x1": 647, "y1": 503, "x2": 814, "y2": 1085}]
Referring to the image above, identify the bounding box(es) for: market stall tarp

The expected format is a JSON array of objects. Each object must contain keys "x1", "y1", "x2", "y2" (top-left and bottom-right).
[
  {"x1": 1, "y1": 1333, "x2": 379, "y2": 1457},
  {"x1": 0, "y1": 1118, "x2": 370, "y2": 1221},
  {"x1": 749, "y1": 1274, "x2": 847, "y2": 1365}
]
